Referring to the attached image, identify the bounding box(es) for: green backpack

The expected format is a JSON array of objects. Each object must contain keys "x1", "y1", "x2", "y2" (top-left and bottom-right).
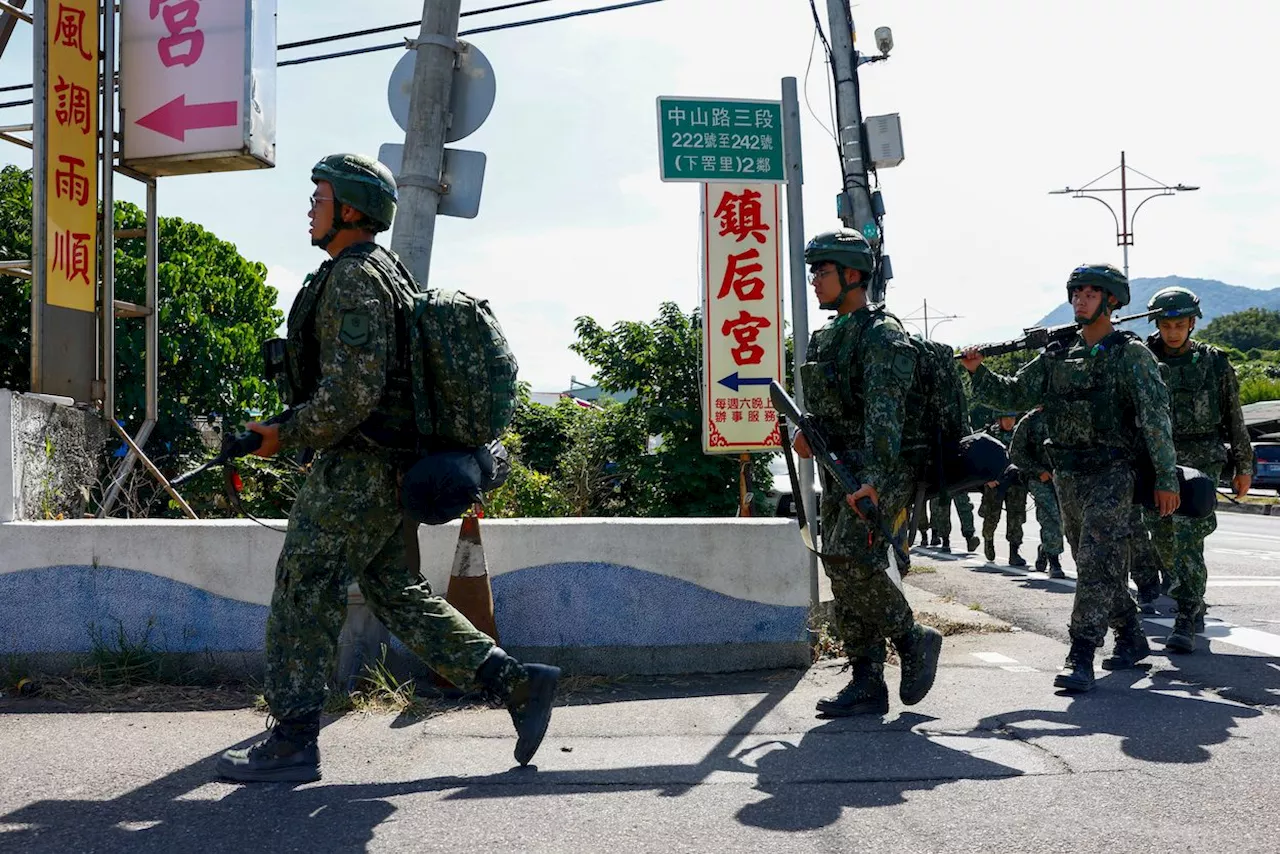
[
  {"x1": 404, "y1": 288, "x2": 519, "y2": 448},
  {"x1": 361, "y1": 245, "x2": 519, "y2": 449}
]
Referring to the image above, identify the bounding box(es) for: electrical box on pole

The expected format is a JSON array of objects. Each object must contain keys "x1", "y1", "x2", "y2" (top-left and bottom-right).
[{"x1": 864, "y1": 113, "x2": 904, "y2": 169}]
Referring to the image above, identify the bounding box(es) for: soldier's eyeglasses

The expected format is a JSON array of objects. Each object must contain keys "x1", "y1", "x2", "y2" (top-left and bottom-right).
[
  {"x1": 309, "y1": 194, "x2": 334, "y2": 210},
  {"x1": 808, "y1": 267, "x2": 835, "y2": 283}
]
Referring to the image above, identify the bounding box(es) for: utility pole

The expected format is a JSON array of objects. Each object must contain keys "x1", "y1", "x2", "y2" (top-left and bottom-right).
[
  {"x1": 390, "y1": 0, "x2": 463, "y2": 286},
  {"x1": 1049, "y1": 151, "x2": 1198, "y2": 281}
]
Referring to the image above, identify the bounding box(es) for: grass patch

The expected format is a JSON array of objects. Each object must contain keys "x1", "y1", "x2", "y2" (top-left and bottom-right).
[
  {"x1": 914, "y1": 610, "x2": 1012, "y2": 637},
  {"x1": 968, "y1": 602, "x2": 982, "y2": 611}
]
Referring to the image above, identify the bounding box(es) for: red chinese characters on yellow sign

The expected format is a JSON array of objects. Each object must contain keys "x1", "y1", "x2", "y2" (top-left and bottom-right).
[
  {"x1": 702, "y1": 183, "x2": 783, "y2": 454},
  {"x1": 45, "y1": 0, "x2": 100, "y2": 311}
]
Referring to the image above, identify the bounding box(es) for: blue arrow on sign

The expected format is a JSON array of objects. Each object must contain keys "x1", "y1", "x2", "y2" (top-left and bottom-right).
[{"x1": 718, "y1": 372, "x2": 772, "y2": 392}]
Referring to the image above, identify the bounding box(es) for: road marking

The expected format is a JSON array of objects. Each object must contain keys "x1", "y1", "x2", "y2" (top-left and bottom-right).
[
  {"x1": 1000, "y1": 665, "x2": 1039, "y2": 673},
  {"x1": 972, "y1": 652, "x2": 1018, "y2": 664},
  {"x1": 1146, "y1": 617, "x2": 1280, "y2": 657},
  {"x1": 1208, "y1": 580, "x2": 1280, "y2": 587}
]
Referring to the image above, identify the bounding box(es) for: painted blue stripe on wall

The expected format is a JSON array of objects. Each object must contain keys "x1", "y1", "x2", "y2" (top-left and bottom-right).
[
  {"x1": 491, "y1": 562, "x2": 807, "y2": 647},
  {"x1": 0, "y1": 566, "x2": 268, "y2": 654}
]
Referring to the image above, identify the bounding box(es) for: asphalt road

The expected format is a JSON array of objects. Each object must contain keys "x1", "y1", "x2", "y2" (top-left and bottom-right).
[{"x1": 2, "y1": 507, "x2": 1278, "y2": 854}]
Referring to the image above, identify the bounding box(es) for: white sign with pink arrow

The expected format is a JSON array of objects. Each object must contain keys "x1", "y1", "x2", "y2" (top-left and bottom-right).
[{"x1": 120, "y1": 0, "x2": 276, "y2": 176}]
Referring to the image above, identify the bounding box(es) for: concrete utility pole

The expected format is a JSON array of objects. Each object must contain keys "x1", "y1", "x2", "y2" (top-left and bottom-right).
[
  {"x1": 824, "y1": 1, "x2": 879, "y2": 256},
  {"x1": 390, "y1": 0, "x2": 463, "y2": 287}
]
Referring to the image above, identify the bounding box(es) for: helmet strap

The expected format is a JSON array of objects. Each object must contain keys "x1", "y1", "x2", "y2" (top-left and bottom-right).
[
  {"x1": 311, "y1": 203, "x2": 361, "y2": 250},
  {"x1": 818, "y1": 264, "x2": 865, "y2": 311}
]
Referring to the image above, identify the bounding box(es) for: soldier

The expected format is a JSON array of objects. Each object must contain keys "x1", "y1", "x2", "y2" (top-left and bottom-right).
[
  {"x1": 1144, "y1": 286, "x2": 1253, "y2": 652},
  {"x1": 793, "y1": 229, "x2": 943, "y2": 716},
  {"x1": 961, "y1": 263, "x2": 1180, "y2": 693},
  {"x1": 1009, "y1": 407, "x2": 1066, "y2": 579},
  {"x1": 216, "y1": 154, "x2": 559, "y2": 783},
  {"x1": 1129, "y1": 504, "x2": 1168, "y2": 613},
  {"x1": 927, "y1": 492, "x2": 981, "y2": 554},
  {"x1": 978, "y1": 411, "x2": 1029, "y2": 566}
]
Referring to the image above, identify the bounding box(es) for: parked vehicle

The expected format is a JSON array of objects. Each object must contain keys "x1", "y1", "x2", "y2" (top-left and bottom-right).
[{"x1": 1251, "y1": 441, "x2": 1280, "y2": 494}]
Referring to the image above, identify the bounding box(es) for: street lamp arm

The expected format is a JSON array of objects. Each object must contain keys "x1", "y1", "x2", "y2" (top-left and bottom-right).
[
  {"x1": 1070, "y1": 194, "x2": 1122, "y2": 241},
  {"x1": 1129, "y1": 190, "x2": 1176, "y2": 232}
]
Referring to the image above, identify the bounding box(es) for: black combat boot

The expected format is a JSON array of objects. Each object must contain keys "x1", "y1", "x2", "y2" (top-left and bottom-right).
[
  {"x1": 217, "y1": 715, "x2": 321, "y2": 783},
  {"x1": 1034, "y1": 546, "x2": 1047, "y2": 573},
  {"x1": 1047, "y1": 554, "x2": 1066, "y2": 579},
  {"x1": 1053, "y1": 639, "x2": 1096, "y2": 693},
  {"x1": 816, "y1": 658, "x2": 889, "y2": 716},
  {"x1": 893, "y1": 624, "x2": 944, "y2": 705},
  {"x1": 965, "y1": 534, "x2": 980, "y2": 553},
  {"x1": 983, "y1": 539, "x2": 996, "y2": 562},
  {"x1": 1101, "y1": 615, "x2": 1151, "y2": 670},
  {"x1": 477, "y1": 647, "x2": 561, "y2": 766},
  {"x1": 1008, "y1": 545, "x2": 1027, "y2": 568},
  {"x1": 1173, "y1": 601, "x2": 1207, "y2": 633},
  {"x1": 1136, "y1": 582, "x2": 1161, "y2": 615},
  {"x1": 929, "y1": 533, "x2": 941, "y2": 548},
  {"x1": 1165, "y1": 612, "x2": 1197, "y2": 654},
  {"x1": 938, "y1": 539, "x2": 951, "y2": 554}
]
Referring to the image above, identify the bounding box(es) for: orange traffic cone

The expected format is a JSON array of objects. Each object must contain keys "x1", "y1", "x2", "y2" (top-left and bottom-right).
[{"x1": 446, "y1": 508, "x2": 499, "y2": 644}]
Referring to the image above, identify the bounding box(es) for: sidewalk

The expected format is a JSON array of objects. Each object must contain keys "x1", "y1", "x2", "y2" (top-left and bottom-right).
[{"x1": 2, "y1": 585, "x2": 1276, "y2": 854}]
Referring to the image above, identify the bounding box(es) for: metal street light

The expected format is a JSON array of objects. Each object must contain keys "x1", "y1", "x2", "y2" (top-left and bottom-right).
[{"x1": 1049, "y1": 151, "x2": 1198, "y2": 281}]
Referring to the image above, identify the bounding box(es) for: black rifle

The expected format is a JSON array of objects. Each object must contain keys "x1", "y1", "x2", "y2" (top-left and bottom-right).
[
  {"x1": 171, "y1": 410, "x2": 294, "y2": 487},
  {"x1": 770, "y1": 381, "x2": 912, "y2": 572},
  {"x1": 957, "y1": 308, "x2": 1161, "y2": 359}
]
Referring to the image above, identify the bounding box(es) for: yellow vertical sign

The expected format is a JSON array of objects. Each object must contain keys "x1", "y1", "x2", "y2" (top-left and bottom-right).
[{"x1": 45, "y1": 0, "x2": 100, "y2": 312}]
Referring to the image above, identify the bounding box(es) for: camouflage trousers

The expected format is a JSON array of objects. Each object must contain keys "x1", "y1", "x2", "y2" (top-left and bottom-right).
[
  {"x1": 1025, "y1": 478, "x2": 1064, "y2": 557},
  {"x1": 927, "y1": 492, "x2": 976, "y2": 542},
  {"x1": 1057, "y1": 464, "x2": 1139, "y2": 646},
  {"x1": 1128, "y1": 505, "x2": 1166, "y2": 593},
  {"x1": 1147, "y1": 509, "x2": 1216, "y2": 614},
  {"x1": 979, "y1": 484, "x2": 1027, "y2": 545},
  {"x1": 819, "y1": 462, "x2": 917, "y2": 664},
  {"x1": 265, "y1": 450, "x2": 496, "y2": 721}
]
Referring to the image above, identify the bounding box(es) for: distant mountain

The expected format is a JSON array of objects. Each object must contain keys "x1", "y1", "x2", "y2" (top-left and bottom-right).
[{"x1": 1035, "y1": 276, "x2": 1280, "y2": 328}]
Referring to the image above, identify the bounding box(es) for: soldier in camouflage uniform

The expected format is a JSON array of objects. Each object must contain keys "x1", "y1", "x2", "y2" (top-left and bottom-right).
[
  {"x1": 793, "y1": 229, "x2": 943, "y2": 716},
  {"x1": 1009, "y1": 407, "x2": 1065, "y2": 578},
  {"x1": 217, "y1": 154, "x2": 559, "y2": 783},
  {"x1": 1143, "y1": 286, "x2": 1253, "y2": 652},
  {"x1": 961, "y1": 264, "x2": 1180, "y2": 693},
  {"x1": 978, "y1": 412, "x2": 1029, "y2": 566},
  {"x1": 923, "y1": 353, "x2": 981, "y2": 554},
  {"x1": 1129, "y1": 506, "x2": 1168, "y2": 613}
]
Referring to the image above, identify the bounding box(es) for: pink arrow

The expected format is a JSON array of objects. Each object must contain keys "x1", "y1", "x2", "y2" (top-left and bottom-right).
[{"x1": 135, "y1": 95, "x2": 238, "y2": 142}]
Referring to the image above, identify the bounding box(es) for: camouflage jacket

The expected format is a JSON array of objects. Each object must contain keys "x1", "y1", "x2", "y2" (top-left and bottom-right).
[
  {"x1": 1146, "y1": 336, "x2": 1253, "y2": 476},
  {"x1": 799, "y1": 306, "x2": 917, "y2": 490},
  {"x1": 972, "y1": 330, "x2": 1178, "y2": 492},
  {"x1": 278, "y1": 242, "x2": 412, "y2": 453},
  {"x1": 1009, "y1": 408, "x2": 1052, "y2": 479}
]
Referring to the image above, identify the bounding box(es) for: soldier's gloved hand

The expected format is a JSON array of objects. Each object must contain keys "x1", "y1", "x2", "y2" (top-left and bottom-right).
[
  {"x1": 1234, "y1": 474, "x2": 1252, "y2": 499},
  {"x1": 846, "y1": 483, "x2": 879, "y2": 519},
  {"x1": 247, "y1": 422, "x2": 281, "y2": 459},
  {"x1": 959, "y1": 347, "x2": 984, "y2": 373},
  {"x1": 1154, "y1": 489, "x2": 1180, "y2": 517},
  {"x1": 793, "y1": 432, "x2": 812, "y2": 459}
]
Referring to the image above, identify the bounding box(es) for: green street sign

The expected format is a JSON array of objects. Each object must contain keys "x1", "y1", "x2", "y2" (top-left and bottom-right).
[{"x1": 656, "y1": 96, "x2": 785, "y2": 183}]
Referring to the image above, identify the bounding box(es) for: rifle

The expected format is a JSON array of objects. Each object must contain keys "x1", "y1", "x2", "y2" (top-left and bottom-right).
[
  {"x1": 957, "y1": 308, "x2": 1161, "y2": 359},
  {"x1": 769, "y1": 381, "x2": 912, "y2": 573},
  {"x1": 171, "y1": 410, "x2": 294, "y2": 487}
]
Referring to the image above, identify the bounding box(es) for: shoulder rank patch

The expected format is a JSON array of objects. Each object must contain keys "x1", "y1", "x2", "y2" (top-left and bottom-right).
[
  {"x1": 891, "y1": 347, "x2": 916, "y2": 382},
  {"x1": 339, "y1": 309, "x2": 372, "y2": 347}
]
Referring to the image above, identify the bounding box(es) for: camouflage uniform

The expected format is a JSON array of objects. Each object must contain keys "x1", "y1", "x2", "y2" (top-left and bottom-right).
[
  {"x1": 972, "y1": 333, "x2": 1178, "y2": 648},
  {"x1": 928, "y1": 492, "x2": 977, "y2": 546},
  {"x1": 804, "y1": 307, "x2": 921, "y2": 663},
  {"x1": 1008, "y1": 408, "x2": 1064, "y2": 559},
  {"x1": 978, "y1": 421, "x2": 1028, "y2": 551},
  {"x1": 1144, "y1": 336, "x2": 1252, "y2": 628},
  {"x1": 266, "y1": 244, "x2": 502, "y2": 721}
]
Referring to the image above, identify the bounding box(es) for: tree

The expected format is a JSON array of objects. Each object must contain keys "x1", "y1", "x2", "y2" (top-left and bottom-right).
[
  {"x1": 1198, "y1": 307, "x2": 1280, "y2": 353},
  {"x1": 570, "y1": 302, "x2": 774, "y2": 517},
  {"x1": 0, "y1": 165, "x2": 290, "y2": 516}
]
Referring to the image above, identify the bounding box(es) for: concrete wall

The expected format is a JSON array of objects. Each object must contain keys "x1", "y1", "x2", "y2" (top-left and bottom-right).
[
  {"x1": 0, "y1": 389, "x2": 107, "y2": 522},
  {"x1": 0, "y1": 518, "x2": 813, "y2": 676}
]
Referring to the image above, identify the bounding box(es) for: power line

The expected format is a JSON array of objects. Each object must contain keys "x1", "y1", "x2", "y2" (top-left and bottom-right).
[
  {"x1": 277, "y1": 0, "x2": 557, "y2": 51},
  {"x1": 278, "y1": 0, "x2": 665, "y2": 68}
]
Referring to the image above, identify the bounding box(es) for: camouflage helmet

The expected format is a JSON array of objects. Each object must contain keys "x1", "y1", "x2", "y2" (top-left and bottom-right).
[
  {"x1": 1147, "y1": 286, "x2": 1202, "y2": 322},
  {"x1": 1066, "y1": 263, "x2": 1129, "y2": 309},
  {"x1": 311, "y1": 153, "x2": 398, "y2": 232},
  {"x1": 804, "y1": 229, "x2": 875, "y2": 274}
]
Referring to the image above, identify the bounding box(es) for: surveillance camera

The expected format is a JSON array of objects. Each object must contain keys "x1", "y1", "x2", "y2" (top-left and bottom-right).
[{"x1": 874, "y1": 26, "x2": 893, "y2": 55}]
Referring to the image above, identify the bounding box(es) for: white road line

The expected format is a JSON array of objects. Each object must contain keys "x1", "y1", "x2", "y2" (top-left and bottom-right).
[
  {"x1": 972, "y1": 652, "x2": 1018, "y2": 664},
  {"x1": 1207, "y1": 580, "x2": 1280, "y2": 587},
  {"x1": 1000, "y1": 665, "x2": 1039, "y2": 673},
  {"x1": 1146, "y1": 617, "x2": 1280, "y2": 658}
]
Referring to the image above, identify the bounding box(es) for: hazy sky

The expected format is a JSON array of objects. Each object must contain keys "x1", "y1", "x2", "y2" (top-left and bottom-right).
[{"x1": 3, "y1": 0, "x2": 1278, "y2": 391}]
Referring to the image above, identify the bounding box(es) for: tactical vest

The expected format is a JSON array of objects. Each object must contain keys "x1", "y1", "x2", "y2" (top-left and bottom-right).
[
  {"x1": 283, "y1": 242, "x2": 417, "y2": 447},
  {"x1": 799, "y1": 308, "x2": 879, "y2": 454},
  {"x1": 1042, "y1": 330, "x2": 1137, "y2": 467},
  {"x1": 1153, "y1": 338, "x2": 1223, "y2": 442}
]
